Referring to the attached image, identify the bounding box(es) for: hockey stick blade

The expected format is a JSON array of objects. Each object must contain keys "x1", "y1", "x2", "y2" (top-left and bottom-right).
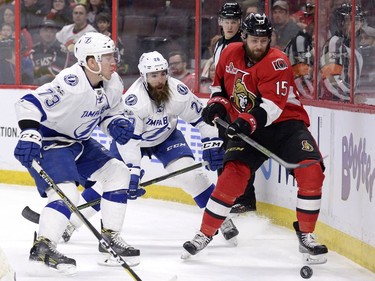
[
  {"x1": 21, "y1": 206, "x2": 40, "y2": 224},
  {"x1": 215, "y1": 118, "x2": 326, "y2": 170},
  {"x1": 31, "y1": 160, "x2": 142, "y2": 281},
  {"x1": 22, "y1": 161, "x2": 209, "y2": 224},
  {"x1": 21, "y1": 198, "x2": 102, "y2": 224}
]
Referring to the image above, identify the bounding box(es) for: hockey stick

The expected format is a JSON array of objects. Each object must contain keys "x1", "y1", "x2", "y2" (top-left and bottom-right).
[
  {"x1": 22, "y1": 161, "x2": 209, "y2": 224},
  {"x1": 215, "y1": 118, "x2": 325, "y2": 170},
  {"x1": 31, "y1": 160, "x2": 142, "y2": 281}
]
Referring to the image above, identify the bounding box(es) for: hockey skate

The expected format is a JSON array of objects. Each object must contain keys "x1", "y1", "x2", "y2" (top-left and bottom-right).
[
  {"x1": 230, "y1": 197, "x2": 256, "y2": 213},
  {"x1": 98, "y1": 227, "x2": 140, "y2": 267},
  {"x1": 61, "y1": 222, "x2": 76, "y2": 243},
  {"x1": 29, "y1": 235, "x2": 76, "y2": 275},
  {"x1": 293, "y1": 221, "x2": 328, "y2": 264},
  {"x1": 220, "y1": 218, "x2": 239, "y2": 246},
  {"x1": 181, "y1": 231, "x2": 213, "y2": 259}
]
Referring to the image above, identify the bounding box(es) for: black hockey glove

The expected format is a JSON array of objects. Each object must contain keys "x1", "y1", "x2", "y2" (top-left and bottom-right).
[
  {"x1": 202, "y1": 97, "x2": 230, "y2": 126},
  {"x1": 226, "y1": 114, "x2": 257, "y2": 139}
]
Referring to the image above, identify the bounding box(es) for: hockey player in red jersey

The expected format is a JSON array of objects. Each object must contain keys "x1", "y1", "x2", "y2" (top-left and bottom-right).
[{"x1": 182, "y1": 13, "x2": 328, "y2": 263}]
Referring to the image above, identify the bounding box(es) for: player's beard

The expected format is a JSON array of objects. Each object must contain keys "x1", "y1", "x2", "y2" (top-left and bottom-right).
[
  {"x1": 245, "y1": 43, "x2": 270, "y2": 63},
  {"x1": 148, "y1": 82, "x2": 170, "y2": 106}
]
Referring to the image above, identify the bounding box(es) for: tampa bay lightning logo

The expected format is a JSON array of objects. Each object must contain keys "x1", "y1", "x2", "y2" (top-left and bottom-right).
[
  {"x1": 74, "y1": 118, "x2": 99, "y2": 139},
  {"x1": 177, "y1": 84, "x2": 188, "y2": 95},
  {"x1": 125, "y1": 94, "x2": 138, "y2": 106},
  {"x1": 64, "y1": 74, "x2": 79, "y2": 86}
]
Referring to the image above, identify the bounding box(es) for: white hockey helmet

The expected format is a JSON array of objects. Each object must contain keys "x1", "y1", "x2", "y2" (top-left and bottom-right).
[
  {"x1": 138, "y1": 51, "x2": 168, "y2": 82},
  {"x1": 74, "y1": 32, "x2": 119, "y2": 67}
]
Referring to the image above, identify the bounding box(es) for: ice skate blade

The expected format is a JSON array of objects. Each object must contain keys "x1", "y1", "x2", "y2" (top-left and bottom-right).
[
  {"x1": 180, "y1": 250, "x2": 192, "y2": 260},
  {"x1": 98, "y1": 253, "x2": 140, "y2": 267},
  {"x1": 28, "y1": 260, "x2": 77, "y2": 276},
  {"x1": 302, "y1": 253, "x2": 327, "y2": 265},
  {"x1": 226, "y1": 236, "x2": 238, "y2": 246}
]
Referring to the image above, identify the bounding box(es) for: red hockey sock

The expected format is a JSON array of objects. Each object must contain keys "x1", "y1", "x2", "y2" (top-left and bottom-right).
[
  {"x1": 201, "y1": 161, "x2": 251, "y2": 236},
  {"x1": 294, "y1": 160, "x2": 325, "y2": 233}
]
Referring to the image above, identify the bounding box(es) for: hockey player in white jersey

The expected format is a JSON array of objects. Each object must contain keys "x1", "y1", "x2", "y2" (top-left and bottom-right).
[
  {"x1": 13, "y1": 32, "x2": 139, "y2": 275},
  {"x1": 64, "y1": 51, "x2": 239, "y2": 246}
]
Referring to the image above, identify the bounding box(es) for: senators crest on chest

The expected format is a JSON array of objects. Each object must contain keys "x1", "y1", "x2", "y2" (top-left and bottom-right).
[{"x1": 230, "y1": 70, "x2": 257, "y2": 113}]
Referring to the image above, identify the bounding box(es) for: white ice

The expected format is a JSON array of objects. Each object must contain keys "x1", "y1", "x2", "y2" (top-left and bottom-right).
[{"x1": 0, "y1": 184, "x2": 374, "y2": 281}]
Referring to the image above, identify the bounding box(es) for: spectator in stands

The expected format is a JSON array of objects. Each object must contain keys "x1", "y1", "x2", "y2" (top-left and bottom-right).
[
  {"x1": 95, "y1": 12, "x2": 125, "y2": 74},
  {"x1": 0, "y1": 22, "x2": 12, "y2": 40},
  {"x1": 0, "y1": 0, "x2": 10, "y2": 26},
  {"x1": 241, "y1": 0, "x2": 260, "y2": 16},
  {"x1": 290, "y1": 0, "x2": 315, "y2": 30},
  {"x1": 320, "y1": 3, "x2": 365, "y2": 102},
  {"x1": 0, "y1": 38, "x2": 34, "y2": 84},
  {"x1": 284, "y1": 1, "x2": 315, "y2": 99},
  {"x1": 21, "y1": 0, "x2": 49, "y2": 42},
  {"x1": 358, "y1": 25, "x2": 375, "y2": 89},
  {"x1": 45, "y1": 0, "x2": 73, "y2": 28},
  {"x1": 87, "y1": 0, "x2": 110, "y2": 28},
  {"x1": 200, "y1": 57, "x2": 215, "y2": 93},
  {"x1": 168, "y1": 51, "x2": 195, "y2": 92},
  {"x1": 56, "y1": 3, "x2": 96, "y2": 66},
  {"x1": 271, "y1": 0, "x2": 301, "y2": 49},
  {"x1": 31, "y1": 19, "x2": 67, "y2": 85},
  {"x1": 2, "y1": 5, "x2": 33, "y2": 56}
]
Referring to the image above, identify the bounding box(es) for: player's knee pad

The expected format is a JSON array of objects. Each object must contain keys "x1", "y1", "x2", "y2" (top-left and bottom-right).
[
  {"x1": 294, "y1": 161, "x2": 325, "y2": 196},
  {"x1": 215, "y1": 161, "x2": 251, "y2": 200},
  {"x1": 45, "y1": 182, "x2": 79, "y2": 218},
  {"x1": 90, "y1": 158, "x2": 130, "y2": 192},
  {"x1": 166, "y1": 157, "x2": 212, "y2": 198}
]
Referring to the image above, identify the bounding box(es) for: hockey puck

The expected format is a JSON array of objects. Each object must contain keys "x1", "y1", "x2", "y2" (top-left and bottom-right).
[{"x1": 300, "y1": 265, "x2": 313, "y2": 279}]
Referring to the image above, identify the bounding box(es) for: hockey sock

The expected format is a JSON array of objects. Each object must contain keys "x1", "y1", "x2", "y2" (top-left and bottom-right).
[
  {"x1": 201, "y1": 161, "x2": 251, "y2": 236},
  {"x1": 294, "y1": 160, "x2": 325, "y2": 233}
]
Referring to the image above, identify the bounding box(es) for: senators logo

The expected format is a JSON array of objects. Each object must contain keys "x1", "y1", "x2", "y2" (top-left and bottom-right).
[
  {"x1": 231, "y1": 71, "x2": 256, "y2": 113},
  {"x1": 272, "y1": 58, "x2": 288, "y2": 70},
  {"x1": 301, "y1": 140, "x2": 314, "y2": 152}
]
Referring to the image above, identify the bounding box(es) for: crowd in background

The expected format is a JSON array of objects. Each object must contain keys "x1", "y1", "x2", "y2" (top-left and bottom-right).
[{"x1": 0, "y1": 0, "x2": 374, "y2": 104}]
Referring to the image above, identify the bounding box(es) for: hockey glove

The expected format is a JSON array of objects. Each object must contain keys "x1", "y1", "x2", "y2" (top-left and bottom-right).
[
  {"x1": 201, "y1": 137, "x2": 224, "y2": 171},
  {"x1": 14, "y1": 129, "x2": 42, "y2": 168},
  {"x1": 108, "y1": 117, "x2": 134, "y2": 145},
  {"x1": 202, "y1": 97, "x2": 230, "y2": 126},
  {"x1": 128, "y1": 165, "x2": 146, "y2": 200},
  {"x1": 226, "y1": 113, "x2": 257, "y2": 139}
]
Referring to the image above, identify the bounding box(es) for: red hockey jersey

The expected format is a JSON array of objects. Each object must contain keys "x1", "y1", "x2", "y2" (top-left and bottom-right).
[{"x1": 212, "y1": 42, "x2": 310, "y2": 127}]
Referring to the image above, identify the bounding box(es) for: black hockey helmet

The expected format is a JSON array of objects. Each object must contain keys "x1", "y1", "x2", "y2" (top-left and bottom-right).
[
  {"x1": 335, "y1": 3, "x2": 365, "y2": 25},
  {"x1": 242, "y1": 13, "x2": 273, "y2": 38},
  {"x1": 219, "y1": 2, "x2": 243, "y2": 19}
]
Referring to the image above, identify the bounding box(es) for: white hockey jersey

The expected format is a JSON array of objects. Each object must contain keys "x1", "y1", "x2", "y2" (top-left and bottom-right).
[
  {"x1": 118, "y1": 76, "x2": 219, "y2": 166},
  {"x1": 15, "y1": 63, "x2": 126, "y2": 142}
]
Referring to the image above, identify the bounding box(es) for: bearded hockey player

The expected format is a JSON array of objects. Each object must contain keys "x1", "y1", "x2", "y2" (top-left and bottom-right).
[{"x1": 182, "y1": 13, "x2": 328, "y2": 264}]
